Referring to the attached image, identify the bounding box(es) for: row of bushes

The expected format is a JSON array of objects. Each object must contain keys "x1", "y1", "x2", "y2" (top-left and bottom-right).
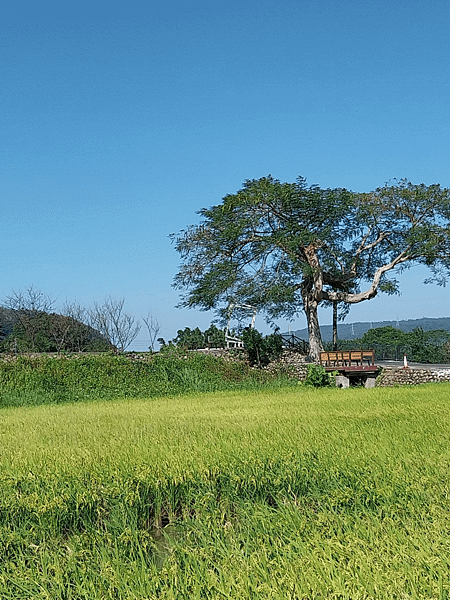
[
  {"x1": 0, "y1": 347, "x2": 339, "y2": 409},
  {"x1": 160, "y1": 324, "x2": 226, "y2": 350},
  {"x1": 0, "y1": 350, "x2": 300, "y2": 409}
]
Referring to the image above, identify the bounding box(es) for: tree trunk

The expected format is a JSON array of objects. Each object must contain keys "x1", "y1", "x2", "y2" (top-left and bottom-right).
[{"x1": 305, "y1": 298, "x2": 324, "y2": 361}]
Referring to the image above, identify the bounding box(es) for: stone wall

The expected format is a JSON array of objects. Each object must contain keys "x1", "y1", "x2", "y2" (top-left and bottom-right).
[
  {"x1": 376, "y1": 366, "x2": 450, "y2": 386},
  {"x1": 264, "y1": 350, "x2": 310, "y2": 379},
  {"x1": 197, "y1": 348, "x2": 312, "y2": 376}
]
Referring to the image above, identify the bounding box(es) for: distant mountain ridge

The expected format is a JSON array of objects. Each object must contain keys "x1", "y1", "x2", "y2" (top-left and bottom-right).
[{"x1": 285, "y1": 317, "x2": 450, "y2": 342}]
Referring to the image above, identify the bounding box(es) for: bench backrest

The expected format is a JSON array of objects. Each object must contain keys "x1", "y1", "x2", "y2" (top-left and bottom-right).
[{"x1": 319, "y1": 350, "x2": 375, "y2": 366}]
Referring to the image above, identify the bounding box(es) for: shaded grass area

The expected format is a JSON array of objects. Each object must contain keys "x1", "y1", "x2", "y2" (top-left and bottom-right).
[
  {"x1": 0, "y1": 385, "x2": 450, "y2": 598},
  {"x1": 0, "y1": 352, "x2": 293, "y2": 408}
]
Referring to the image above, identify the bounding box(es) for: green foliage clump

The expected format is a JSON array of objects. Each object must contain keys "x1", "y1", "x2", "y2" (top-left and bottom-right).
[
  {"x1": 163, "y1": 323, "x2": 226, "y2": 350},
  {"x1": 242, "y1": 328, "x2": 284, "y2": 367},
  {"x1": 304, "y1": 363, "x2": 335, "y2": 387}
]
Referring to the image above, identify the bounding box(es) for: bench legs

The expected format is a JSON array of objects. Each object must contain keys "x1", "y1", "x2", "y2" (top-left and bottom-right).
[
  {"x1": 335, "y1": 375, "x2": 350, "y2": 388},
  {"x1": 335, "y1": 373, "x2": 377, "y2": 388}
]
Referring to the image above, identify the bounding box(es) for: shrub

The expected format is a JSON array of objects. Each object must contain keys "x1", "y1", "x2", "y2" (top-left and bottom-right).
[
  {"x1": 242, "y1": 328, "x2": 284, "y2": 367},
  {"x1": 304, "y1": 364, "x2": 334, "y2": 387}
]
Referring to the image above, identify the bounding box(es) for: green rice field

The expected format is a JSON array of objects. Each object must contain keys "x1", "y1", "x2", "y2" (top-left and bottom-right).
[{"x1": 1, "y1": 383, "x2": 449, "y2": 599}]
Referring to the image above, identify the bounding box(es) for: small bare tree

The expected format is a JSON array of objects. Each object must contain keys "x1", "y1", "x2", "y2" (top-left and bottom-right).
[
  {"x1": 89, "y1": 297, "x2": 141, "y2": 352},
  {"x1": 62, "y1": 301, "x2": 94, "y2": 352},
  {"x1": 62, "y1": 300, "x2": 88, "y2": 325},
  {"x1": 48, "y1": 313, "x2": 72, "y2": 354},
  {"x1": 142, "y1": 312, "x2": 160, "y2": 352}
]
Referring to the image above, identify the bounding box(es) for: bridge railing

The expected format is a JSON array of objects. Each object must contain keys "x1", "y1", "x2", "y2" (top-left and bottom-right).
[{"x1": 280, "y1": 333, "x2": 309, "y2": 354}]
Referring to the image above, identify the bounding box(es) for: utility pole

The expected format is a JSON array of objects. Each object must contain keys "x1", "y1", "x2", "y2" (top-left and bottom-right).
[{"x1": 332, "y1": 300, "x2": 338, "y2": 350}]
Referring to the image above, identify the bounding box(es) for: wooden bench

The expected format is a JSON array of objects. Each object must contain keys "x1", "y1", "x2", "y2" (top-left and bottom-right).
[
  {"x1": 319, "y1": 350, "x2": 379, "y2": 388},
  {"x1": 319, "y1": 350, "x2": 375, "y2": 368}
]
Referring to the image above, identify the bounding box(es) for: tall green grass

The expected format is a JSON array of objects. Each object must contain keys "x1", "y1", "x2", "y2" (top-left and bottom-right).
[
  {"x1": 0, "y1": 384, "x2": 450, "y2": 597},
  {"x1": 0, "y1": 352, "x2": 293, "y2": 408}
]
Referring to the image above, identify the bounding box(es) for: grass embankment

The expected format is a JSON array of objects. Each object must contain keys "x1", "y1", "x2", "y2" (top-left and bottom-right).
[
  {"x1": 1, "y1": 384, "x2": 450, "y2": 598},
  {"x1": 0, "y1": 352, "x2": 292, "y2": 408}
]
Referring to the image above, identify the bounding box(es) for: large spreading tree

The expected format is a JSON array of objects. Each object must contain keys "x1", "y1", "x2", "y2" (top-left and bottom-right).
[{"x1": 172, "y1": 176, "x2": 450, "y2": 359}]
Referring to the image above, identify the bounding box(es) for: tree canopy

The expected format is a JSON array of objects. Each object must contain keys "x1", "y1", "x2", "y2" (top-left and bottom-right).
[{"x1": 172, "y1": 176, "x2": 450, "y2": 359}]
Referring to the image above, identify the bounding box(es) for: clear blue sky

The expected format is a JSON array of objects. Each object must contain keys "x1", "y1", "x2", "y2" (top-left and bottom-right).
[{"x1": 2, "y1": 0, "x2": 450, "y2": 350}]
